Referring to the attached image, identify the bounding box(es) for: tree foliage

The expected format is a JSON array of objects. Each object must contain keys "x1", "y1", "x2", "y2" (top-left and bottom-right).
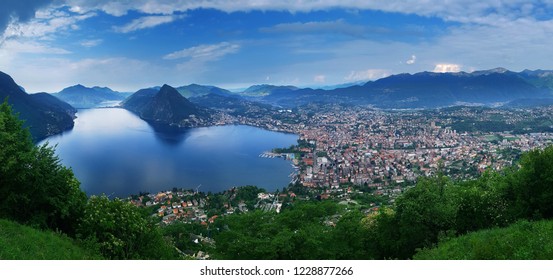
[
  {"x1": 506, "y1": 146, "x2": 553, "y2": 219},
  {"x1": 211, "y1": 201, "x2": 373, "y2": 259},
  {"x1": 0, "y1": 101, "x2": 86, "y2": 234},
  {"x1": 77, "y1": 195, "x2": 178, "y2": 260}
]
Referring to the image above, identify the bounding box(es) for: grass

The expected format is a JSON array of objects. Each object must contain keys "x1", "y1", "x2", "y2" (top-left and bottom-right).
[
  {"x1": 0, "y1": 219, "x2": 101, "y2": 260},
  {"x1": 414, "y1": 219, "x2": 553, "y2": 260}
]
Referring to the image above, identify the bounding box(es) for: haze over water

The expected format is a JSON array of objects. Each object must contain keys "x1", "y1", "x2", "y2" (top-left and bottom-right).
[{"x1": 40, "y1": 108, "x2": 298, "y2": 197}]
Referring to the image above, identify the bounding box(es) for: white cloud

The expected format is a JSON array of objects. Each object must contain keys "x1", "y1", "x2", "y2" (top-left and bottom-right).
[
  {"x1": 80, "y1": 39, "x2": 102, "y2": 47},
  {"x1": 313, "y1": 75, "x2": 326, "y2": 83},
  {"x1": 113, "y1": 14, "x2": 184, "y2": 33},
  {"x1": 0, "y1": 0, "x2": 56, "y2": 35},
  {"x1": 3, "y1": 0, "x2": 553, "y2": 91},
  {"x1": 61, "y1": 0, "x2": 553, "y2": 25},
  {"x1": 164, "y1": 42, "x2": 240, "y2": 60},
  {"x1": 1, "y1": 39, "x2": 70, "y2": 54},
  {"x1": 345, "y1": 69, "x2": 391, "y2": 82},
  {"x1": 433, "y1": 64, "x2": 462, "y2": 73},
  {"x1": 260, "y1": 19, "x2": 368, "y2": 37},
  {"x1": 406, "y1": 54, "x2": 416, "y2": 65},
  {"x1": 3, "y1": 11, "x2": 94, "y2": 40}
]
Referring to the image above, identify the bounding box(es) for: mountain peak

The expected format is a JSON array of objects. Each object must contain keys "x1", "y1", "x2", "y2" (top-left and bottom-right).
[
  {"x1": 73, "y1": 84, "x2": 87, "y2": 89},
  {"x1": 122, "y1": 84, "x2": 210, "y2": 128},
  {"x1": 157, "y1": 84, "x2": 182, "y2": 98},
  {"x1": 160, "y1": 84, "x2": 173, "y2": 90}
]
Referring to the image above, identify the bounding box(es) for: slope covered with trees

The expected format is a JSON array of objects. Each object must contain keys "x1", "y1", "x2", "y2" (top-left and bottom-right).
[
  {"x1": 0, "y1": 101, "x2": 178, "y2": 260},
  {"x1": 0, "y1": 71, "x2": 75, "y2": 141}
]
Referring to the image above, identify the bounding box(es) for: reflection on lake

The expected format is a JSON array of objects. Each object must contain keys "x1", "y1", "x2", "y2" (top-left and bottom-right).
[{"x1": 39, "y1": 108, "x2": 298, "y2": 197}]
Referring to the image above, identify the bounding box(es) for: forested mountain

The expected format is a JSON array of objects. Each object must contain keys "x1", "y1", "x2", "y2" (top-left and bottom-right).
[
  {"x1": 0, "y1": 71, "x2": 75, "y2": 141},
  {"x1": 121, "y1": 84, "x2": 211, "y2": 128}
]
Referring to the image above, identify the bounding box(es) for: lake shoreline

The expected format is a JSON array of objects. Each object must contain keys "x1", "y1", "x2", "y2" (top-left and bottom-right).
[{"x1": 39, "y1": 108, "x2": 299, "y2": 198}]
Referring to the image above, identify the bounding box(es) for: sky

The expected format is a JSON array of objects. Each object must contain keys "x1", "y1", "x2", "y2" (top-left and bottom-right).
[{"x1": 1, "y1": 0, "x2": 553, "y2": 93}]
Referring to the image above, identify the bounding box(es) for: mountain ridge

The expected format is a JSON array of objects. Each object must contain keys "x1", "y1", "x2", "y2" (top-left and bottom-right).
[
  {"x1": 0, "y1": 71, "x2": 76, "y2": 141},
  {"x1": 236, "y1": 69, "x2": 553, "y2": 108},
  {"x1": 53, "y1": 84, "x2": 130, "y2": 108}
]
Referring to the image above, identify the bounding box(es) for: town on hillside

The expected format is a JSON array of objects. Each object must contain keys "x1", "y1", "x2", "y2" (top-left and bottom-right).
[{"x1": 127, "y1": 104, "x2": 553, "y2": 258}]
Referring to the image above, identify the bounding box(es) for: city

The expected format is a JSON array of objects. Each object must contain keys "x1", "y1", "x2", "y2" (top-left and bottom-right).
[{"x1": 129, "y1": 104, "x2": 553, "y2": 224}]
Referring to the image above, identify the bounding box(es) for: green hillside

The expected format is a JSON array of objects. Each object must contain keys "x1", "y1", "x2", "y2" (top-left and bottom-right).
[
  {"x1": 414, "y1": 220, "x2": 553, "y2": 260},
  {"x1": 0, "y1": 219, "x2": 101, "y2": 260}
]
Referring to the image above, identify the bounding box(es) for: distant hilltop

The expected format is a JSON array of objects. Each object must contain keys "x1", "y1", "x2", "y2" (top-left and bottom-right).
[{"x1": 52, "y1": 84, "x2": 130, "y2": 109}]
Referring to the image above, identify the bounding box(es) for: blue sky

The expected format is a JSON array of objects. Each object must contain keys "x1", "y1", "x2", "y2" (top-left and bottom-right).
[{"x1": 1, "y1": 0, "x2": 553, "y2": 92}]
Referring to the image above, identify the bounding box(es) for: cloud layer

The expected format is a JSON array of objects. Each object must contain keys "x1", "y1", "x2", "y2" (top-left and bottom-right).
[
  {"x1": 61, "y1": 0, "x2": 553, "y2": 23},
  {"x1": 0, "y1": 0, "x2": 54, "y2": 36},
  {"x1": 2, "y1": 1, "x2": 553, "y2": 92}
]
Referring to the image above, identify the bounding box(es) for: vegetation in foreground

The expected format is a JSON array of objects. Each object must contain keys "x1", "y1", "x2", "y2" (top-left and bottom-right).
[
  {"x1": 4, "y1": 99, "x2": 553, "y2": 259},
  {"x1": 414, "y1": 220, "x2": 553, "y2": 260},
  {"x1": 0, "y1": 219, "x2": 101, "y2": 260}
]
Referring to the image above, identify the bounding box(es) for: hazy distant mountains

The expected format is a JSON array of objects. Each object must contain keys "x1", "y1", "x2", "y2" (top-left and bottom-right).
[
  {"x1": 123, "y1": 68, "x2": 553, "y2": 129},
  {"x1": 121, "y1": 84, "x2": 211, "y2": 128},
  {"x1": 3, "y1": 67, "x2": 553, "y2": 139},
  {"x1": 238, "y1": 84, "x2": 300, "y2": 97},
  {"x1": 354, "y1": 69, "x2": 550, "y2": 108},
  {"x1": 0, "y1": 71, "x2": 75, "y2": 140},
  {"x1": 53, "y1": 85, "x2": 130, "y2": 108},
  {"x1": 234, "y1": 68, "x2": 553, "y2": 108},
  {"x1": 176, "y1": 84, "x2": 232, "y2": 98}
]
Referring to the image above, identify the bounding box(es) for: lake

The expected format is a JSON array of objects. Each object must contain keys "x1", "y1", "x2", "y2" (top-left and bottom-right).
[{"x1": 39, "y1": 108, "x2": 298, "y2": 197}]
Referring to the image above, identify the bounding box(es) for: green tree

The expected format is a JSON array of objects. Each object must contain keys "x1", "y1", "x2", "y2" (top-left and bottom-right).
[
  {"x1": 212, "y1": 201, "x2": 340, "y2": 260},
  {"x1": 77, "y1": 195, "x2": 177, "y2": 259},
  {"x1": 330, "y1": 210, "x2": 370, "y2": 259},
  {"x1": 0, "y1": 101, "x2": 86, "y2": 234},
  {"x1": 363, "y1": 208, "x2": 400, "y2": 259},
  {"x1": 391, "y1": 176, "x2": 457, "y2": 259},
  {"x1": 452, "y1": 171, "x2": 512, "y2": 234},
  {"x1": 162, "y1": 222, "x2": 208, "y2": 255},
  {"x1": 506, "y1": 146, "x2": 553, "y2": 220}
]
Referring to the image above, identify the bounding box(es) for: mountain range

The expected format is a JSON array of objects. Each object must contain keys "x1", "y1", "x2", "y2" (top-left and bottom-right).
[
  {"x1": 52, "y1": 85, "x2": 130, "y2": 108},
  {"x1": 0, "y1": 71, "x2": 76, "y2": 141},
  {"x1": 3, "y1": 68, "x2": 553, "y2": 139},
  {"x1": 50, "y1": 67, "x2": 553, "y2": 112},
  {"x1": 232, "y1": 68, "x2": 553, "y2": 108}
]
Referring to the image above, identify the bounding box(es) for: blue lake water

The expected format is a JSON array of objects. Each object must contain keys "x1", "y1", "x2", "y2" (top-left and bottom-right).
[{"x1": 39, "y1": 108, "x2": 298, "y2": 197}]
